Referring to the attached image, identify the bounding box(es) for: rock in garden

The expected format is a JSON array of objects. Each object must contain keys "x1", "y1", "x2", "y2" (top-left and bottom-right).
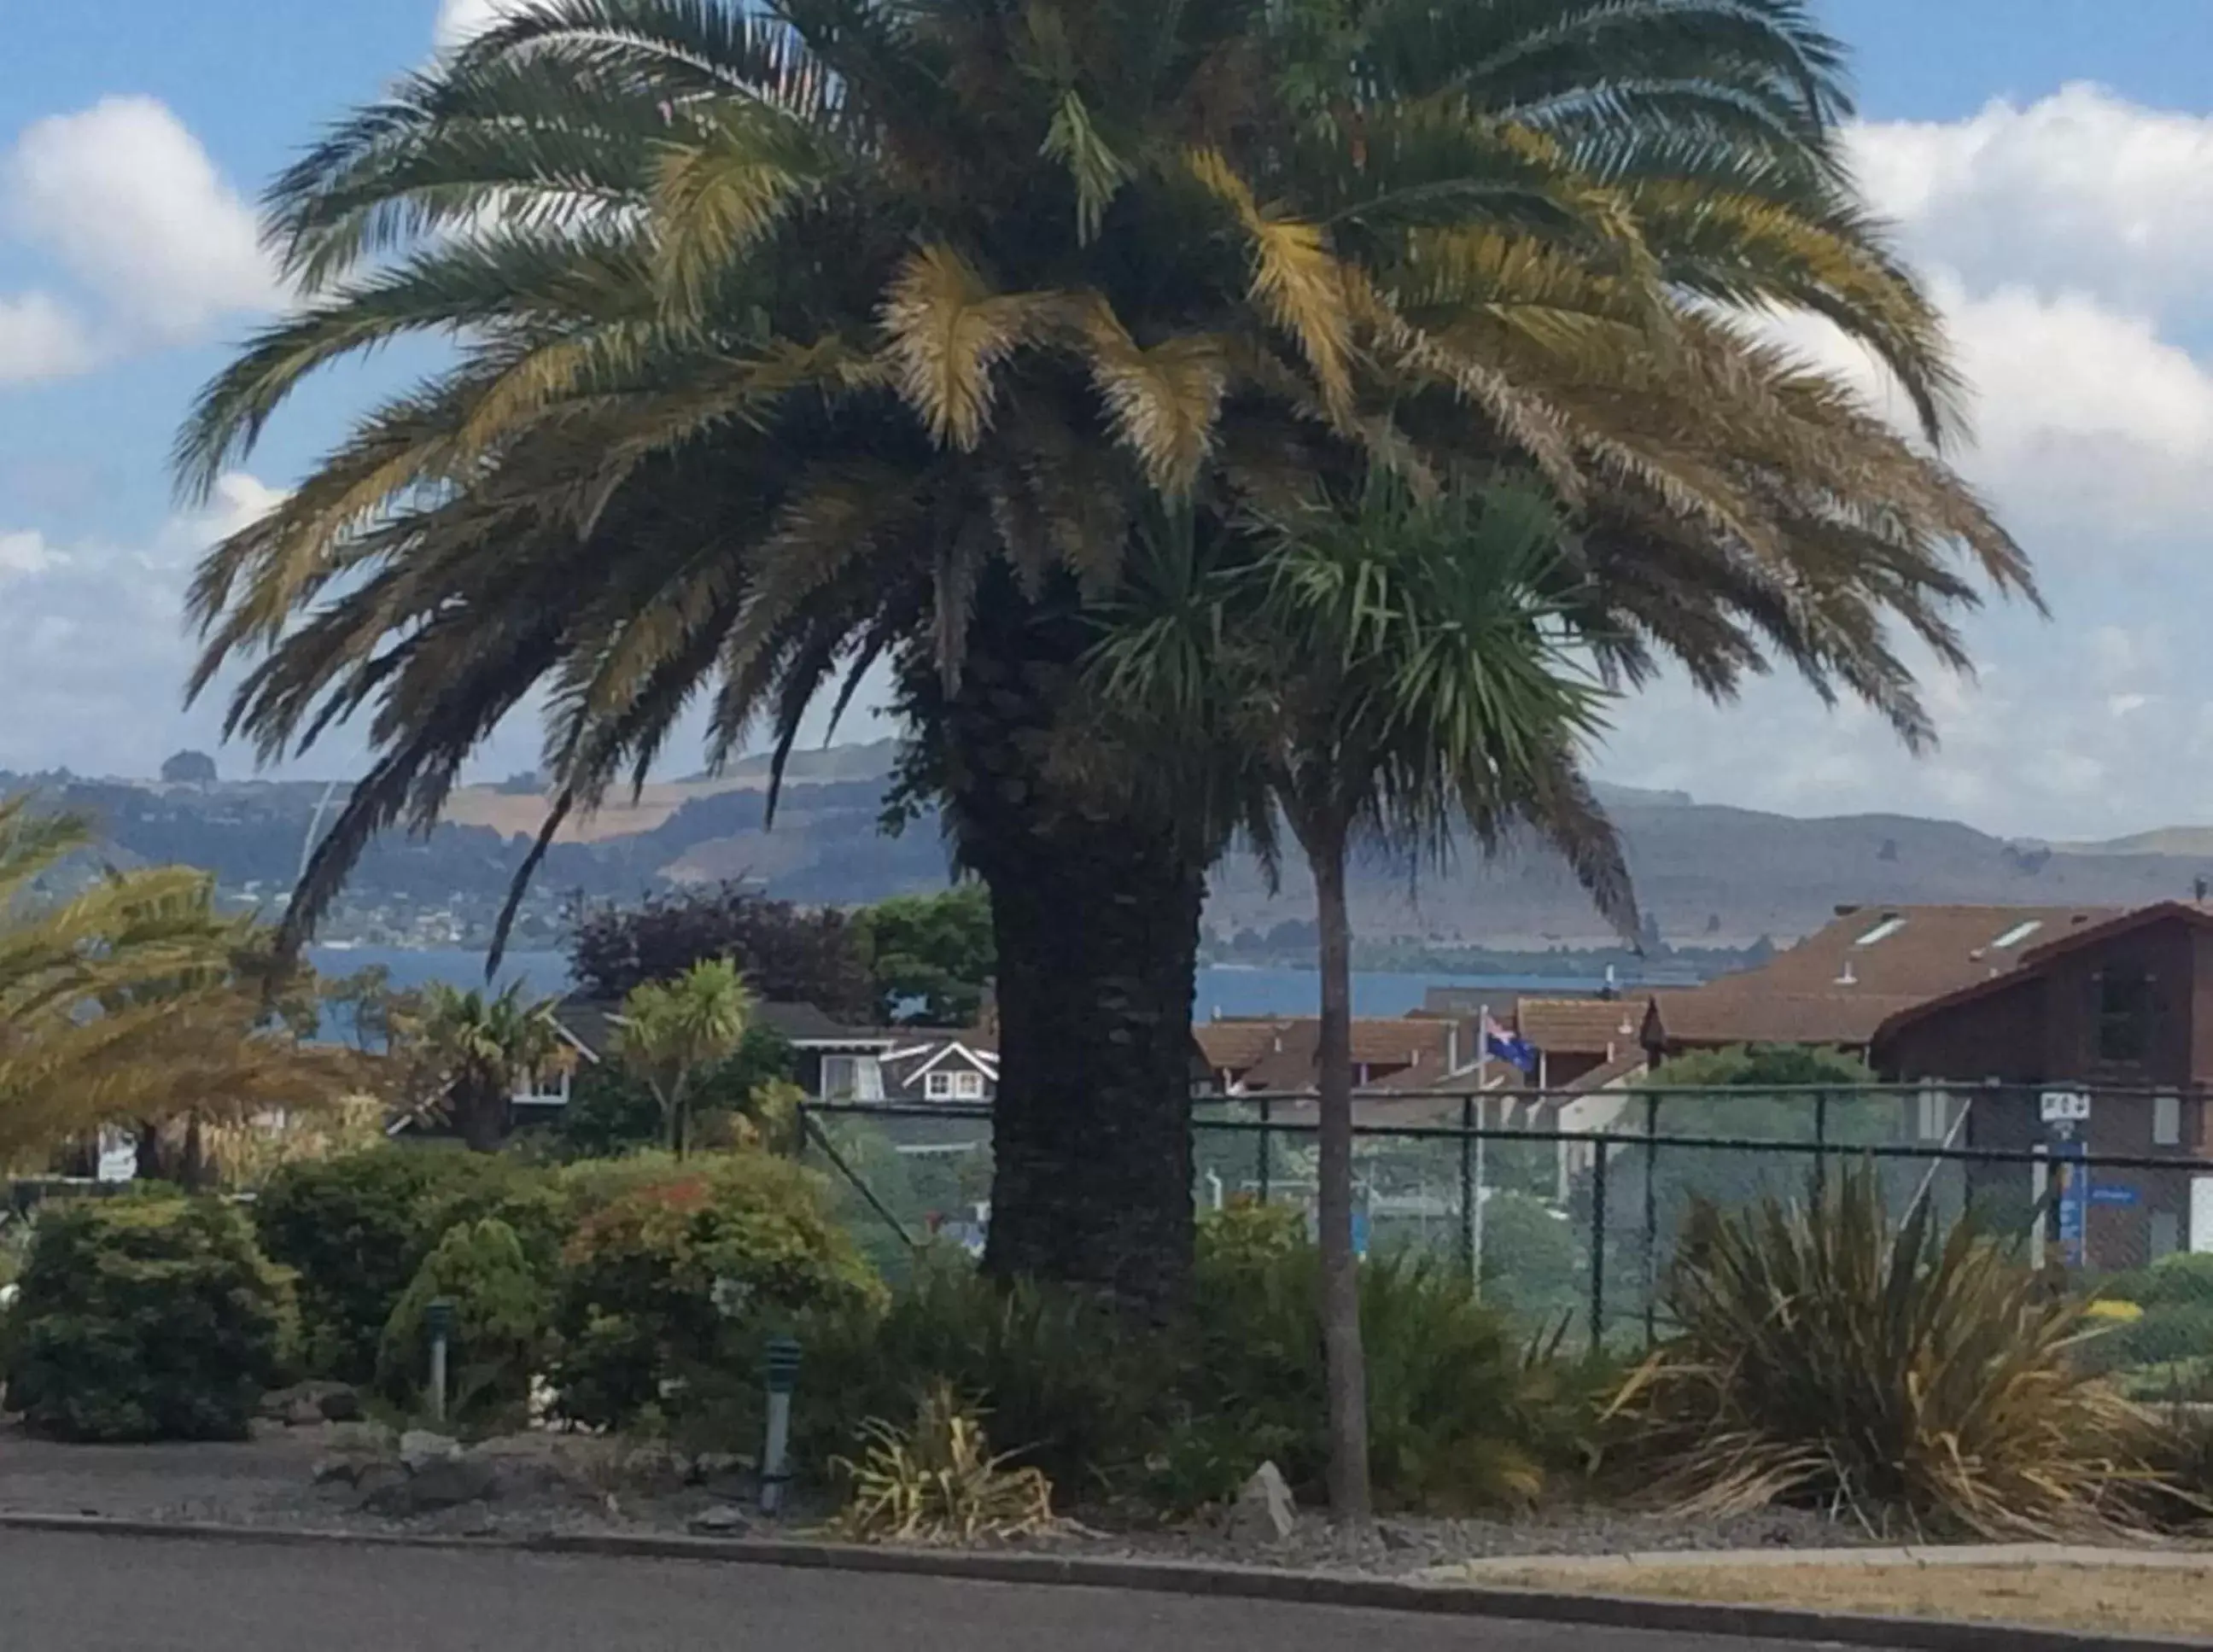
[
  {"x1": 400, "y1": 1429, "x2": 462, "y2": 1472},
  {"x1": 362, "y1": 1455, "x2": 499, "y2": 1515},
  {"x1": 260, "y1": 1381, "x2": 360, "y2": 1427},
  {"x1": 1226, "y1": 1461, "x2": 1297, "y2": 1546},
  {"x1": 687, "y1": 1504, "x2": 752, "y2": 1537}
]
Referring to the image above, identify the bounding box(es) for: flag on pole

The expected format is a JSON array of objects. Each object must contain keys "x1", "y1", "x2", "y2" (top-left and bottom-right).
[{"x1": 1482, "y1": 1013, "x2": 1537, "y2": 1075}]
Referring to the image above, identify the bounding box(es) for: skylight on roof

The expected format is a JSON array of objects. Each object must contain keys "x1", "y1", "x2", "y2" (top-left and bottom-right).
[
  {"x1": 1991, "y1": 919, "x2": 2045, "y2": 949},
  {"x1": 1855, "y1": 916, "x2": 1908, "y2": 947}
]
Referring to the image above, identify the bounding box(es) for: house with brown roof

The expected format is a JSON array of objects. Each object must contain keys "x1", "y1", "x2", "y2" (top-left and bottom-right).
[
  {"x1": 1641, "y1": 903, "x2": 2122, "y2": 1062},
  {"x1": 1194, "y1": 1015, "x2": 1474, "y2": 1095},
  {"x1": 1511, "y1": 996, "x2": 1647, "y2": 1089},
  {"x1": 1862, "y1": 902, "x2": 2213, "y2": 1267}
]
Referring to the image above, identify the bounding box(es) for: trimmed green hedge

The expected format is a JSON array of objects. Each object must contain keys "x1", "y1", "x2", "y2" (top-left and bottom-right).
[{"x1": 3, "y1": 1195, "x2": 294, "y2": 1441}]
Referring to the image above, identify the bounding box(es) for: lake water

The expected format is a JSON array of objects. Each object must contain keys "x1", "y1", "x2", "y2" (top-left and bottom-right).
[{"x1": 307, "y1": 947, "x2": 1645, "y2": 1018}]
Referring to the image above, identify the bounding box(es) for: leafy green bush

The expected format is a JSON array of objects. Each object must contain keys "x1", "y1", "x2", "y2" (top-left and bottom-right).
[
  {"x1": 255, "y1": 1149, "x2": 563, "y2": 1381},
  {"x1": 1174, "y1": 1211, "x2": 1568, "y2": 1512},
  {"x1": 1480, "y1": 1193, "x2": 1581, "y2": 1327},
  {"x1": 793, "y1": 1252, "x2": 1148, "y2": 1497},
  {"x1": 1609, "y1": 1166, "x2": 2154, "y2": 1538},
  {"x1": 552, "y1": 1150, "x2": 882, "y2": 1428},
  {"x1": 794, "y1": 1203, "x2": 1589, "y2": 1517},
  {"x1": 377, "y1": 1218, "x2": 552, "y2": 1426},
  {"x1": 3, "y1": 1195, "x2": 295, "y2": 1441}
]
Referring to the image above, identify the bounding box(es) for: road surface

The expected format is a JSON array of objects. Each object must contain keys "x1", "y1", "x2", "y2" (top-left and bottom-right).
[{"x1": 0, "y1": 1528, "x2": 1805, "y2": 1650}]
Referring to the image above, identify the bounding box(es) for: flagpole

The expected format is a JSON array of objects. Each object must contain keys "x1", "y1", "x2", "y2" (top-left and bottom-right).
[{"x1": 1473, "y1": 1005, "x2": 1489, "y2": 1294}]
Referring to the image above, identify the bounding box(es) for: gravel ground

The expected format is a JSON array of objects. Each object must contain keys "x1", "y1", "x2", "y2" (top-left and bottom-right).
[{"x1": 0, "y1": 1419, "x2": 1868, "y2": 1571}]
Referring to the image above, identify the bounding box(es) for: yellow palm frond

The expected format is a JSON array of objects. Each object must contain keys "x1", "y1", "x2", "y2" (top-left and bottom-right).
[
  {"x1": 1075, "y1": 297, "x2": 1227, "y2": 497},
  {"x1": 878, "y1": 245, "x2": 1071, "y2": 449},
  {"x1": 1182, "y1": 148, "x2": 1359, "y2": 426}
]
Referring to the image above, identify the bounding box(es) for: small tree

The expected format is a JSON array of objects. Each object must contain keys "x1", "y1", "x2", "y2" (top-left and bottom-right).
[
  {"x1": 856, "y1": 886, "x2": 996, "y2": 1025},
  {"x1": 1084, "y1": 481, "x2": 1637, "y2": 1522},
  {"x1": 399, "y1": 984, "x2": 569, "y2": 1153},
  {"x1": 614, "y1": 959, "x2": 753, "y2": 1156}
]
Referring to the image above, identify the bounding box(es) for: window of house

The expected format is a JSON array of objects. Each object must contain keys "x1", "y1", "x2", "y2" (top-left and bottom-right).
[
  {"x1": 1916, "y1": 1083, "x2": 1950, "y2": 1142},
  {"x1": 2155, "y1": 1090, "x2": 2183, "y2": 1147},
  {"x1": 821, "y1": 1054, "x2": 885, "y2": 1101},
  {"x1": 925, "y1": 1068, "x2": 984, "y2": 1101},
  {"x1": 2096, "y1": 968, "x2": 2154, "y2": 1065},
  {"x1": 2152, "y1": 1210, "x2": 2182, "y2": 1262}
]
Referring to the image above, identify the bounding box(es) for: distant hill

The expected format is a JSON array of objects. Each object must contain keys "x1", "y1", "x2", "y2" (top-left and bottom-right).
[
  {"x1": 12, "y1": 744, "x2": 2213, "y2": 950},
  {"x1": 2061, "y1": 827, "x2": 2213, "y2": 860}
]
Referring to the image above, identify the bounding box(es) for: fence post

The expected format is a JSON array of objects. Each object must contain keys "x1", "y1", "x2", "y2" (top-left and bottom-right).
[
  {"x1": 1642, "y1": 1090, "x2": 1660, "y2": 1348},
  {"x1": 1256, "y1": 1095, "x2": 1272, "y2": 1204},
  {"x1": 1589, "y1": 1141, "x2": 1609, "y2": 1357},
  {"x1": 1459, "y1": 1092, "x2": 1476, "y2": 1283},
  {"x1": 1813, "y1": 1087, "x2": 1831, "y2": 1204}
]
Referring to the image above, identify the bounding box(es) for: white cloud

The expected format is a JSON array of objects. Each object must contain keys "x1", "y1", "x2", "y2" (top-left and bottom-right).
[
  {"x1": 435, "y1": 0, "x2": 523, "y2": 49},
  {"x1": 0, "y1": 528, "x2": 64, "y2": 578},
  {"x1": 5, "y1": 96, "x2": 283, "y2": 343},
  {"x1": 1850, "y1": 84, "x2": 2213, "y2": 318},
  {"x1": 1772, "y1": 277, "x2": 2213, "y2": 550},
  {"x1": 0, "y1": 291, "x2": 98, "y2": 385}
]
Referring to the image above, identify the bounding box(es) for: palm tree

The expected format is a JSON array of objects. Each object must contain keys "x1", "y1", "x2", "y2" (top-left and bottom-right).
[
  {"x1": 0, "y1": 796, "x2": 354, "y2": 1176},
  {"x1": 613, "y1": 956, "x2": 753, "y2": 1154},
  {"x1": 1083, "y1": 478, "x2": 1633, "y2": 1518},
  {"x1": 400, "y1": 983, "x2": 569, "y2": 1152},
  {"x1": 176, "y1": 0, "x2": 2026, "y2": 1305}
]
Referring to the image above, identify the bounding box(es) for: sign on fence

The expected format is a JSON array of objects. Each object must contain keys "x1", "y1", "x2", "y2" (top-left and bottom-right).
[{"x1": 2055, "y1": 1140, "x2": 2088, "y2": 1268}]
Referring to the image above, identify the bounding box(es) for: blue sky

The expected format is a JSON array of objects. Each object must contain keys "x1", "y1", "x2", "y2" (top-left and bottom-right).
[{"x1": 3, "y1": 1, "x2": 2212, "y2": 843}]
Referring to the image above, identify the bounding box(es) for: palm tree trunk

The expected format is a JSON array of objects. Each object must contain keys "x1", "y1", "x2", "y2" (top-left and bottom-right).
[
  {"x1": 1310, "y1": 821, "x2": 1372, "y2": 1525},
  {"x1": 921, "y1": 587, "x2": 1208, "y2": 1313},
  {"x1": 973, "y1": 803, "x2": 1204, "y2": 1311},
  {"x1": 455, "y1": 1077, "x2": 508, "y2": 1153}
]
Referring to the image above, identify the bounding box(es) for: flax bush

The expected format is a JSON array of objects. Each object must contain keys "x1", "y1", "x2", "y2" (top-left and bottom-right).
[{"x1": 1607, "y1": 1165, "x2": 2157, "y2": 1537}]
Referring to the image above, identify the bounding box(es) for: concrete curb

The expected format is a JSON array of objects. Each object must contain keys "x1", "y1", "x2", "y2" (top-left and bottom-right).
[{"x1": 1, "y1": 1511, "x2": 2205, "y2": 1652}]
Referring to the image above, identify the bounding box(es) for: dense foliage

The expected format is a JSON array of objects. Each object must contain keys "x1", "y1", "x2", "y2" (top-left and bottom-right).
[
  {"x1": 1609, "y1": 1167, "x2": 2153, "y2": 1538},
  {"x1": 567, "y1": 885, "x2": 875, "y2": 1020},
  {"x1": 377, "y1": 1217, "x2": 552, "y2": 1425},
  {"x1": 3, "y1": 1195, "x2": 295, "y2": 1441},
  {"x1": 552, "y1": 1152, "x2": 883, "y2": 1428},
  {"x1": 794, "y1": 1203, "x2": 1589, "y2": 1513},
  {"x1": 254, "y1": 1149, "x2": 562, "y2": 1381},
  {"x1": 550, "y1": 1026, "x2": 794, "y2": 1159},
  {"x1": 855, "y1": 886, "x2": 996, "y2": 1026}
]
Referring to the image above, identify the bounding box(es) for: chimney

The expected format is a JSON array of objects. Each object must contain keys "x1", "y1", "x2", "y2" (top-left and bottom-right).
[{"x1": 1835, "y1": 903, "x2": 1862, "y2": 917}]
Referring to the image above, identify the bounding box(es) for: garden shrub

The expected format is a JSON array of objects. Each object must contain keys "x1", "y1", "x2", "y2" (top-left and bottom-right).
[
  {"x1": 377, "y1": 1218, "x2": 552, "y2": 1426},
  {"x1": 1479, "y1": 1192, "x2": 1581, "y2": 1327},
  {"x1": 552, "y1": 1150, "x2": 882, "y2": 1428},
  {"x1": 1172, "y1": 1208, "x2": 1565, "y2": 1513},
  {"x1": 255, "y1": 1149, "x2": 563, "y2": 1381},
  {"x1": 791, "y1": 1251, "x2": 1150, "y2": 1497},
  {"x1": 1609, "y1": 1166, "x2": 2156, "y2": 1538},
  {"x1": 3, "y1": 1195, "x2": 295, "y2": 1441},
  {"x1": 792, "y1": 1202, "x2": 1586, "y2": 1518}
]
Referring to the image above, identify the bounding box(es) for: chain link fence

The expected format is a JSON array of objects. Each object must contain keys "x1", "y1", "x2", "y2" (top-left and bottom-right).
[{"x1": 803, "y1": 1084, "x2": 2213, "y2": 1387}]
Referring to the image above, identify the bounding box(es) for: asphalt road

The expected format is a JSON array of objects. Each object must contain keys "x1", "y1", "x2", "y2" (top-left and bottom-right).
[{"x1": 0, "y1": 1529, "x2": 1807, "y2": 1652}]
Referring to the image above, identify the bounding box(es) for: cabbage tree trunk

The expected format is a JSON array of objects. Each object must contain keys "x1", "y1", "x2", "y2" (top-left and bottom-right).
[{"x1": 1305, "y1": 814, "x2": 1372, "y2": 1523}]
